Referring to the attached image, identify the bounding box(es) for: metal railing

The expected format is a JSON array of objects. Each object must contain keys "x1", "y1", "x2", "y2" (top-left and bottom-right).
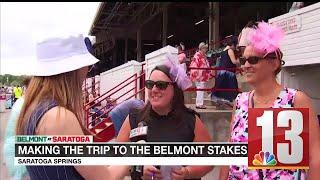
[
  {"x1": 186, "y1": 66, "x2": 243, "y2": 93},
  {"x1": 83, "y1": 80, "x2": 100, "y2": 92},
  {"x1": 84, "y1": 67, "x2": 146, "y2": 131}
]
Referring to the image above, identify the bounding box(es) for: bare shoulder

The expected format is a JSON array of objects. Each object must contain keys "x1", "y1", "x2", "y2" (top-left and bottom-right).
[
  {"x1": 194, "y1": 114, "x2": 205, "y2": 128},
  {"x1": 294, "y1": 90, "x2": 312, "y2": 107},
  {"x1": 193, "y1": 114, "x2": 212, "y2": 142},
  {"x1": 36, "y1": 106, "x2": 83, "y2": 135},
  {"x1": 227, "y1": 48, "x2": 235, "y2": 53}
]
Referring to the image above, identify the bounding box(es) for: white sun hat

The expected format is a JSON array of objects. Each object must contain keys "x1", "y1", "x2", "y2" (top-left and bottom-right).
[{"x1": 28, "y1": 34, "x2": 99, "y2": 76}]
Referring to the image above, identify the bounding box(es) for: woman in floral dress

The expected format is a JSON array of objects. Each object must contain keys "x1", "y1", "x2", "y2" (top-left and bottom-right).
[
  {"x1": 219, "y1": 22, "x2": 320, "y2": 180},
  {"x1": 189, "y1": 42, "x2": 214, "y2": 109}
]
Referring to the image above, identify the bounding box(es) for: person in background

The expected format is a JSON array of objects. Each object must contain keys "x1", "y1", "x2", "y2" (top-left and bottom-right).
[
  {"x1": 87, "y1": 92, "x2": 99, "y2": 126},
  {"x1": 13, "y1": 85, "x2": 22, "y2": 103},
  {"x1": 5, "y1": 86, "x2": 13, "y2": 109},
  {"x1": 189, "y1": 42, "x2": 214, "y2": 109},
  {"x1": 211, "y1": 36, "x2": 239, "y2": 107},
  {"x1": 4, "y1": 77, "x2": 31, "y2": 180},
  {"x1": 15, "y1": 34, "x2": 129, "y2": 179},
  {"x1": 0, "y1": 86, "x2": 5, "y2": 94},
  {"x1": 8, "y1": 86, "x2": 15, "y2": 106},
  {"x1": 21, "y1": 78, "x2": 29, "y2": 96},
  {"x1": 109, "y1": 98, "x2": 145, "y2": 136},
  {"x1": 177, "y1": 42, "x2": 187, "y2": 72},
  {"x1": 177, "y1": 42, "x2": 186, "y2": 63},
  {"x1": 13, "y1": 86, "x2": 17, "y2": 102},
  {"x1": 117, "y1": 53, "x2": 213, "y2": 179},
  {"x1": 106, "y1": 97, "x2": 117, "y2": 109},
  {"x1": 0, "y1": 87, "x2": 5, "y2": 109},
  {"x1": 219, "y1": 21, "x2": 320, "y2": 179},
  {"x1": 88, "y1": 93, "x2": 111, "y2": 126},
  {"x1": 88, "y1": 93, "x2": 94, "y2": 104},
  {"x1": 95, "y1": 93, "x2": 101, "y2": 106},
  {"x1": 289, "y1": 2, "x2": 304, "y2": 12}
]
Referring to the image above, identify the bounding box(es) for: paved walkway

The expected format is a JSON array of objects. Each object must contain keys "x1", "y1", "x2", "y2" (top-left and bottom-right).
[{"x1": 1, "y1": 109, "x2": 11, "y2": 180}]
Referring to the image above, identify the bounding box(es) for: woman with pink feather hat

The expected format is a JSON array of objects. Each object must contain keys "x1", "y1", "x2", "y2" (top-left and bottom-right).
[{"x1": 219, "y1": 21, "x2": 320, "y2": 179}]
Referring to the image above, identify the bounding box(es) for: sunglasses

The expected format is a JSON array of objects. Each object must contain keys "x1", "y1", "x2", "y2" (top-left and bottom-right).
[
  {"x1": 145, "y1": 80, "x2": 175, "y2": 90},
  {"x1": 239, "y1": 56, "x2": 263, "y2": 65},
  {"x1": 239, "y1": 51, "x2": 280, "y2": 65}
]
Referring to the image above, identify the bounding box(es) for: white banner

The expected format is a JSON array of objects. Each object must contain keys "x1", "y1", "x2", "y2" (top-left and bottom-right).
[{"x1": 15, "y1": 157, "x2": 248, "y2": 166}]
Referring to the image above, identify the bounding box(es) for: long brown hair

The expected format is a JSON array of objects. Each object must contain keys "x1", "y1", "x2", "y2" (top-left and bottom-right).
[
  {"x1": 139, "y1": 65, "x2": 188, "y2": 123},
  {"x1": 16, "y1": 69, "x2": 89, "y2": 135}
]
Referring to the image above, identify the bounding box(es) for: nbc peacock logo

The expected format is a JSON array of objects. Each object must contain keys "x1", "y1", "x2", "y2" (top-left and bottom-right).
[{"x1": 252, "y1": 151, "x2": 277, "y2": 166}]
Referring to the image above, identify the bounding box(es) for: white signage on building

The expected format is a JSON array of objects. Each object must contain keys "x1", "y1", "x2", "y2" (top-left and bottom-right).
[{"x1": 272, "y1": 15, "x2": 302, "y2": 34}]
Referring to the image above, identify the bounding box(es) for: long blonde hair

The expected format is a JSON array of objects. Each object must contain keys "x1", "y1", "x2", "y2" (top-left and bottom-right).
[{"x1": 16, "y1": 69, "x2": 89, "y2": 135}]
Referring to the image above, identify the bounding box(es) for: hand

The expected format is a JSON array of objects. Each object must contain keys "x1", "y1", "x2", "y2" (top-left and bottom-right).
[
  {"x1": 211, "y1": 69, "x2": 216, "y2": 77},
  {"x1": 171, "y1": 167, "x2": 189, "y2": 180},
  {"x1": 142, "y1": 165, "x2": 162, "y2": 180}
]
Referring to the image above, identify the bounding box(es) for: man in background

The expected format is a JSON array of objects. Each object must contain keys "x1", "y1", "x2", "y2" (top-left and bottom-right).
[
  {"x1": 13, "y1": 85, "x2": 22, "y2": 103},
  {"x1": 109, "y1": 99, "x2": 144, "y2": 136}
]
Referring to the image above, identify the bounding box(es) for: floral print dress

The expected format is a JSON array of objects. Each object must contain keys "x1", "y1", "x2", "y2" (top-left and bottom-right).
[
  {"x1": 189, "y1": 51, "x2": 213, "y2": 82},
  {"x1": 229, "y1": 87, "x2": 307, "y2": 180}
]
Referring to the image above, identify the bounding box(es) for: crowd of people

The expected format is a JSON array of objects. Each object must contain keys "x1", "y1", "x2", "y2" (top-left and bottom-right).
[
  {"x1": 177, "y1": 36, "x2": 241, "y2": 109},
  {"x1": 2, "y1": 20, "x2": 320, "y2": 180},
  {"x1": 0, "y1": 84, "x2": 26, "y2": 110}
]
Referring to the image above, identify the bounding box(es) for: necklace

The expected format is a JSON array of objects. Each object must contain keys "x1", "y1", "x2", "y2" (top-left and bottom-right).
[
  {"x1": 253, "y1": 87, "x2": 282, "y2": 105},
  {"x1": 254, "y1": 97, "x2": 275, "y2": 104}
]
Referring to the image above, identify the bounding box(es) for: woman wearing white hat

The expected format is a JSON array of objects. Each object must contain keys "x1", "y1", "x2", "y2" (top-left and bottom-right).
[{"x1": 15, "y1": 35, "x2": 128, "y2": 180}]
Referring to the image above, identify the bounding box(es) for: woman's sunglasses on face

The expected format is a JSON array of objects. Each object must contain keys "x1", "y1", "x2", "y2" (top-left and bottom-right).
[
  {"x1": 145, "y1": 80, "x2": 175, "y2": 90},
  {"x1": 239, "y1": 52, "x2": 278, "y2": 65},
  {"x1": 239, "y1": 56, "x2": 263, "y2": 65}
]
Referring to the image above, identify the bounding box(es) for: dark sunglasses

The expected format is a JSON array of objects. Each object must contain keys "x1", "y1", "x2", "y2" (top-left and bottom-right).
[
  {"x1": 239, "y1": 51, "x2": 280, "y2": 65},
  {"x1": 145, "y1": 80, "x2": 174, "y2": 90},
  {"x1": 239, "y1": 56, "x2": 263, "y2": 65}
]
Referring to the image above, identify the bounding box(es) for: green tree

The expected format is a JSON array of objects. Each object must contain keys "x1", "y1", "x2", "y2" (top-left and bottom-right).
[
  {"x1": 0, "y1": 74, "x2": 25, "y2": 86},
  {"x1": 10, "y1": 80, "x2": 20, "y2": 87}
]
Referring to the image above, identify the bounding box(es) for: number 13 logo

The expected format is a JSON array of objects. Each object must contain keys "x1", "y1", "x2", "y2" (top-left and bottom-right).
[{"x1": 248, "y1": 108, "x2": 309, "y2": 169}]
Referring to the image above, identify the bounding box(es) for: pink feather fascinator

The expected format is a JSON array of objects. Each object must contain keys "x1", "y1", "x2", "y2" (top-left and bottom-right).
[{"x1": 248, "y1": 21, "x2": 284, "y2": 56}]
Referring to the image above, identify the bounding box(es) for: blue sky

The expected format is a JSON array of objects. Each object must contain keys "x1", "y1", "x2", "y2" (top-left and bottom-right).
[{"x1": 0, "y1": 2, "x2": 100, "y2": 75}]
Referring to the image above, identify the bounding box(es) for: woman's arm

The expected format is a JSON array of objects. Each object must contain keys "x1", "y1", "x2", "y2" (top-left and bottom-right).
[
  {"x1": 172, "y1": 115, "x2": 213, "y2": 179},
  {"x1": 178, "y1": 53, "x2": 187, "y2": 64},
  {"x1": 115, "y1": 116, "x2": 131, "y2": 142},
  {"x1": 294, "y1": 91, "x2": 320, "y2": 180},
  {"x1": 36, "y1": 107, "x2": 130, "y2": 180},
  {"x1": 189, "y1": 115, "x2": 214, "y2": 177},
  {"x1": 227, "y1": 49, "x2": 238, "y2": 65}
]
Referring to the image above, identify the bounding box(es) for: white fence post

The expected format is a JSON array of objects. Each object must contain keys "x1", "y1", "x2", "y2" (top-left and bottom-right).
[{"x1": 99, "y1": 60, "x2": 143, "y2": 102}]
